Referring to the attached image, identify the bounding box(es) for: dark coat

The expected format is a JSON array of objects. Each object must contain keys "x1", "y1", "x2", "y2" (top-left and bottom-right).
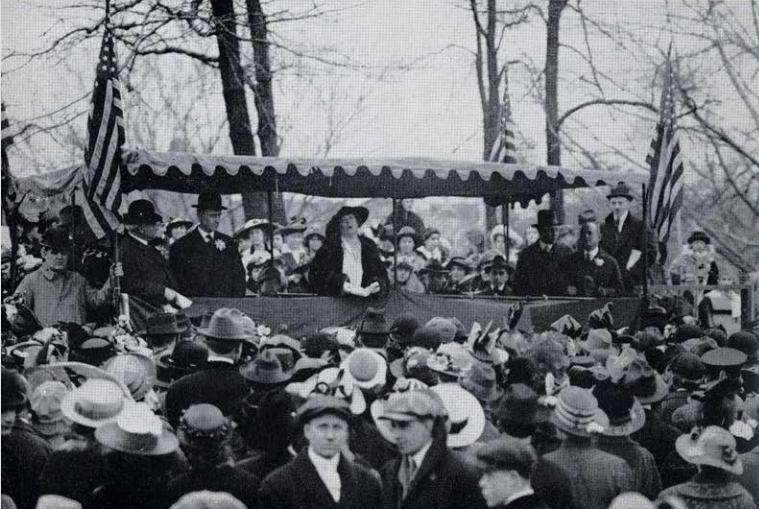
[
  {"x1": 384, "y1": 209, "x2": 426, "y2": 238},
  {"x1": 380, "y1": 433, "x2": 488, "y2": 509},
  {"x1": 39, "y1": 439, "x2": 110, "y2": 509},
  {"x1": 308, "y1": 236, "x2": 389, "y2": 297},
  {"x1": 557, "y1": 249, "x2": 624, "y2": 297},
  {"x1": 169, "y1": 228, "x2": 245, "y2": 297},
  {"x1": 1, "y1": 420, "x2": 52, "y2": 509},
  {"x1": 658, "y1": 471, "x2": 756, "y2": 509},
  {"x1": 476, "y1": 284, "x2": 515, "y2": 297},
  {"x1": 164, "y1": 361, "x2": 250, "y2": 428},
  {"x1": 237, "y1": 449, "x2": 296, "y2": 481},
  {"x1": 531, "y1": 457, "x2": 576, "y2": 509},
  {"x1": 513, "y1": 242, "x2": 572, "y2": 296},
  {"x1": 497, "y1": 494, "x2": 550, "y2": 509},
  {"x1": 631, "y1": 408, "x2": 680, "y2": 468},
  {"x1": 164, "y1": 465, "x2": 261, "y2": 509},
  {"x1": 121, "y1": 234, "x2": 179, "y2": 307},
  {"x1": 599, "y1": 212, "x2": 657, "y2": 292},
  {"x1": 596, "y1": 435, "x2": 662, "y2": 500},
  {"x1": 259, "y1": 449, "x2": 382, "y2": 509}
]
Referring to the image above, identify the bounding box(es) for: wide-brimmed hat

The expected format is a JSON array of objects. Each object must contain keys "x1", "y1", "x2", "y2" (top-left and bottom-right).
[
  {"x1": 431, "y1": 383, "x2": 485, "y2": 448},
  {"x1": 371, "y1": 388, "x2": 447, "y2": 442},
  {"x1": 498, "y1": 383, "x2": 550, "y2": 426},
  {"x1": 579, "y1": 329, "x2": 614, "y2": 352},
  {"x1": 240, "y1": 350, "x2": 292, "y2": 385},
  {"x1": 166, "y1": 218, "x2": 193, "y2": 233},
  {"x1": 675, "y1": 425, "x2": 743, "y2": 474},
  {"x1": 177, "y1": 404, "x2": 231, "y2": 449},
  {"x1": 60, "y1": 378, "x2": 127, "y2": 429},
  {"x1": 341, "y1": 348, "x2": 387, "y2": 390},
  {"x1": 123, "y1": 200, "x2": 163, "y2": 225},
  {"x1": 259, "y1": 334, "x2": 303, "y2": 362},
  {"x1": 30, "y1": 381, "x2": 70, "y2": 436},
  {"x1": 139, "y1": 312, "x2": 190, "y2": 337},
  {"x1": 532, "y1": 210, "x2": 560, "y2": 229},
  {"x1": 331, "y1": 206, "x2": 369, "y2": 227},
  {"x1": 39, "y1": 227, "x2": 72, "y2": 251},
  {"x1": 281, "y1": 217, "x2": 308, "y2": 235},
  {"x1": 103, "y1": 353, "x2": 157, "y2": 402},
  {"x1": 459, "y1": 362, "x2": 503, "y2": 403},
  {"x1": 489, "y1": 224, "x2": 523, "y2": 248},
  {"x1": 196, "y1": 308, "x2": 253, "y2": 342},
  {"x1": 622, "y1": 358, "x2": 670, "y2": 405},
  {"x1": 236, "y1": 218, "x2": 275, "y2": 239},
  {"x1": 95, "y1": 402, "x2": 179, "y2": 456},
  {"x1": 593, "y1": 382, "x2": 645, "y2": 436},
  {"x1": 69, "y1": 337, "x2": 117, "y2": 367},
  {"x1": 418, "y1": 259, "x2": 449, "y2": 276},
  {"x1": 192, "y1": 191, "x2": 227, "y2": 211},
  {"x1": 550, "y1": 315, "x2": 584, "y2": 340},
  {"x1": 607, "y1": 182, "x2": 634, "y2": 201},
  {"x1": 389, "y1": 347, "x2": 436, "y2": 383},
  {"x1": 446, "y1": 256, "x2": 472, "y2": 273},
  {"x1": 427, "y1": 343, "x2": 473, "y2": 378},
  {"x1": 156, "y1": 340, "x2": 209, "y2": 385},
  {"x1": 396, "y1": 226, "x2": 422, "y2": 247},
  {"x1": 291, "y1": 357, "x2": 330, "y2": 383},
  {"x1": 357, "y1": 307, "x2": 390, "y2": 337},
  {"x1": 687, "y1": 231, "x2": 710, "y2": 245},
  {"x1": 551, "y1": 386, "x2": 609, "y2": 437}
]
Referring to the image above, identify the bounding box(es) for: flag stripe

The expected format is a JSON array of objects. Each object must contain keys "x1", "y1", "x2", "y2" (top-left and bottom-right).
[{"x1": 490, "y1": 67, "x2": 518, "y2": 164}]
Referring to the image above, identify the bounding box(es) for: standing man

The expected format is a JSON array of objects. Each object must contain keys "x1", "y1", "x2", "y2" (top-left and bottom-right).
[
  {"x1": 259, "y1": 395, "x2": 383, "y2": 509},
  {"x1": 476, "y1": 439, "x2": 549, "y2": 509},
  {"x1": 599, "y1": 183, "x2": 656, "y2": 293},
  {"x1": 513, "y1": 210, "x2": 571, "y2": 296},
  {"x1": 170, "y1": 191, "x2": 246, "y2": 297},
  {"x1": 558, "y1": 221, "x2": 623, "y2": 297},
  {"x1": 374, "y1": 389, "x2": 488, "y2": 509},
  {"x1": 120, "y1": 200, "x2": 187, "y2": 309}
]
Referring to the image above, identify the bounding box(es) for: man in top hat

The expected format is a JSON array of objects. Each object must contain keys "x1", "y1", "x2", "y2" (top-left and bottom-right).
[
  {"x1": 557, "y1": 220, "x2": 624, "y2": 297},
  {"x1": 120, "y1": 199, "x2": 187, "y2": 309},
  {"x1": 513, "y1": 210, "x2": 571, "y2": 296},
  {"x1": 599, "y1": 182, "x2": 657, "y2": 293},
  {"x1": 476, "y1": 255, "x2": 515, "y2": 296},
  {"x1": 476, "y1": 439, "x2": 549, "y2": 509},
  {"x1": 373, "y1": 389, "x2": 488, "y2": 509},
  {"x1": 309, "y1": 205, "x2": 389, "y2": 297},
  {"x1": 165, "y1": 307, "x2": 252, "y2": 427},
  {"x1": 11, "y1": 227, "x2": 122, "y2": 326},
  {"x1": 170, "y1": 191, "x2": 246, "y2": 297},
  {"x1": 259, "y1": 395, "x2": 383, "y2": 509}
]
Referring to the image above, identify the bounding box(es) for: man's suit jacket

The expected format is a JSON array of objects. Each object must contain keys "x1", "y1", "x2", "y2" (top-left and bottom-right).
[
  {"x1": 169, "y1": 228, "x2": 245, "y2": 297},
  {"x1": 121, "y1": 234, "x2": 178, "y2": 307},
  {"x1": 498, "y1": 494, "x2": 549, "y2": 509},
  {"x1": 557, "y1": 249, "x2": 623, "y2": 296},
  {"x1": 259, "y1": 448, "x2": 382, "y2": 509},
  {"x1": 380, "y1": 434, "x2": 488, "y2": 509},
  {"x1": 513, "y1": 243, "x2": 572, "y2": 296},
  {"x1": 599, "y1": 212, "x2": 656, "y2": 292},
  {"x1": 164, "y1": 361, "x2": 249, "y2": 428}
]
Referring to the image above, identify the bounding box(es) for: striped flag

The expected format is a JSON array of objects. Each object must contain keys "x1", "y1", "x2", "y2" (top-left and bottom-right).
[
  {"x1": 77, "y1": 183, "x2": 122, "y2": 240},
  {"x1": 489, "y1": 66, "x2": 518, "y2": 164},
  {"x1": 84, "y1": 11, "x2": 124, "y2": 217},
  {"x1": 645, "y1": 52, "x2": 684, "y2": 247}
]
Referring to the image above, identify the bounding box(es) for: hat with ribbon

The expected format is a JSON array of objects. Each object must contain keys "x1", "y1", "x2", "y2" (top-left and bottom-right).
[
  {"x1": 197, "y1": 308, "x2": 253, "y2": 342},
  {"x1": 418, "y1": 259, "x2": 449, "y2": 276},
  {"x1": 675, "y1": 425, "x2": 743, "y2": 474},
  {"x1": 192, "y1": 191, "x2": 227, "y2": 211},
  {"x1": 427, "y1": 343, "x2": 473, "y2": 379},
  {"x1": 60, "y1": 378, "x2": 127, "y2": 429},
  {"x1": 95, "y1": 402, "x2": 179, "y2": 456},
  {"x1": 593, "y1": 382, "x2": 646, "y2": 436},
  {"x1": 69, "y1": 337, "x2": 117, "y2": 367},
  {"x1": 240, "y1": 350, "x2": 292, "y2": 385},
  {"x1": 30, "y1": 381, "x2": 70, "y2": 436},
  {"x1": 236, "y1": 218, "x2": 275, "y2": 239},
  {"x1": 551, "y1": 386, "x2": 609, "y2": 437},
  {"x1": 483, "y1": 255, "x2": 514, "y2": 275},
  {"x1": 533, "y1": 210, "x2": 560, "y2": 229},
  {"x1": 431, "y1": 383, "x2": 485, "y2": 448},
  {"x1": 177, "y1": 403, "x2": 231, "y2": 449},
  {"x1": 103, "y1": 353, "x2": 157, "y2": 402},
  {"x1": 123, "y1": 200, "x2": 163, "y2": 225},
  {"x1": 459, "y1": 362, "x2": 503, "y2": 403},
  {"x1": 607, "y1": 182, "x2": 634, "y2": 201},
  {"x1": 341, "y1": 348, "x2": 387, "y2": 390},
  {"x1": 446, "y1": 256, "x2": 472, "y2": 273},
  {"x1": 166, "y1": 217, "x2": 193, "y2": 233}
]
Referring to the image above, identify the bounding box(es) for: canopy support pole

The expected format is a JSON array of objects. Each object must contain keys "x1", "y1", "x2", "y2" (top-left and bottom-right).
[
  {"x1": 71, "y1": 189, "x2": 78, "y2": 270},
  {"x1": 392, "y1": 198, "x2": 398, "y2": 289},
  {"x1": 641, "y1": 183, "x2": 649, "y2": 307},
  {"x1": 267, "y1": 191, "x2": 274, "y2": 261},
  {"x1": 502, "y1": 201, "x2": 510, "y2": 261}
]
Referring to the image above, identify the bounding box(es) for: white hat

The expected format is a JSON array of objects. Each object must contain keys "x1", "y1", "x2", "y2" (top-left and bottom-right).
[{"x1": 431, "y1": 383, "x2": 485, "y2": 448}]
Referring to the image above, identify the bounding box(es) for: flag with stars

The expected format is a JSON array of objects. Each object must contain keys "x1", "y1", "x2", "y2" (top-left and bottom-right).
[
  {"x1": 84, "y1": 14, "x2": 125, "y2": 217},
  {"x1": 489, "y1": 67, "x2": 518, "y2": 164},
  {"x1": 645, "y1": 50, "x2": 684, "y2": 248}
]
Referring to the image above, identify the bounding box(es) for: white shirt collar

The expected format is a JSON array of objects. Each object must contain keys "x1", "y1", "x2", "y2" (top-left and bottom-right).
[
  {"x1": 128, "y1": 232, "x2": 150, "y2": 246},
  {"x1": 308, "y1": 446, "x2": 341, "y2": 502},
  {"x1": 308, "y1": 446, "x2": 340, "y2": 470},
  {"x1": 411, "y1": 439, "x2": 433, "y2": 470},
  {"x1": 206, "y1": 356, "x2": 234, "y2": 364},
  {"x1": 198, "y1": 227, "x2": 214, "y2": 242},
  {"x1": 506, "y1": 486, "x2": 535, "y2": 505},
  {"x1": 615, "y1": 210, "x2": 629, "y2": 226},
  {"x1": 585, "y1": 247, "x2": 600, "y2": 259}
]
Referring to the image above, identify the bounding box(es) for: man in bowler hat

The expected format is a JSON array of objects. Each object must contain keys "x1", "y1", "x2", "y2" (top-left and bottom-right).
[
  {"x1": 599, "y1": 183, "x2": 657, "y2": 293},
  {"x1": 513, "y1": 210, "x2": 571, "y2": 296},
  {"x1": 259, "y1": 395, "x2": 383, "y2": 509},
  {"x1": 170, "y1": 191, "x2": 246, "y2": 297}
]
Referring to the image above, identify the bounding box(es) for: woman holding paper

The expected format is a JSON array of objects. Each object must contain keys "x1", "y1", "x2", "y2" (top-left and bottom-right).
[{"x1": 308, "y1": 206, "x2": 389, "y2": 298}]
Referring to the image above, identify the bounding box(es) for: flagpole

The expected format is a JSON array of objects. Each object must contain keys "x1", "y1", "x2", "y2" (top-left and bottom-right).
[
  {"x1": 642, "y1": 183, "x2": 649, "y2": 308},
  {"x1": 112, "y1": 230, "x2": 121, "y2": 311}
]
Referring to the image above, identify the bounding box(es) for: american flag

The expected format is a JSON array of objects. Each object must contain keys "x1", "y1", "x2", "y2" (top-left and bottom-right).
[
  {"x1": 84, "y1": 13, "x2": 125, "y2": 216},
  {"x1": 489, "y1": 67, "x2": 518, "y2": 164},
  {"x1": 645, "y1": 53, "x2": 684, "y2": 247}
]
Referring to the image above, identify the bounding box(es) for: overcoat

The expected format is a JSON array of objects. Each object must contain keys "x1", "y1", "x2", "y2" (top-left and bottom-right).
[
  {"x1": 494, "y1": 494, "x2": 550, "y2": 509},
  {"x1": 557, "y1": 249, "x2": 624, "y2": 296},
  {"x1": 599, "y1": 212, "x2": 657, "y2": 292},
  {"x1": 513, "y1": 242, "x2": 572, "y2": 296},
  {"x1": 121, "y1": 233, "x2": 179, "y2": 307},
  {"x1": 169, "y1": 228, "x2": 246, "y2": 297},
  {"x1": 308, "y1": 236, "x2": 389, "y2": 297},
  {"x1": 259, "y1": 448, "x2": 382, "y2": 509},
  {"x1": 658, "y1": 471, "x2": 756, "y2": 509}
]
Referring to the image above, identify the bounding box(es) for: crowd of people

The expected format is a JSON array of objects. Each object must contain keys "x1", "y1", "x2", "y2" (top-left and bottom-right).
[{"x1": 2, "y1": 291, "x2": 759, "y2": 509}]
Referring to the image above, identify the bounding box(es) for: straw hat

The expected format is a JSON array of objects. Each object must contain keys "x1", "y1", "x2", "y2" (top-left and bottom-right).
[
  {"x1": 60, "y1": 378, "x2": 126, "y2": 429},
  {"x1": 177, "y1": 404, "x2": 231, "y2": 449},
  {"x1": 431, "y1": 383, "x2": 485, "y2": 448},
  {"x1": 95, "y1": 402, "x2": 179, "y2": 456},
  {"x1": 675, "y1": 425, "x2": 743, "y2": 475},
  {"x1": 103, "y1": 353, "x2": 156, "y2": 402},
  {"x1": 551, "y1": 386, "x2": 609, "y2": 437}
]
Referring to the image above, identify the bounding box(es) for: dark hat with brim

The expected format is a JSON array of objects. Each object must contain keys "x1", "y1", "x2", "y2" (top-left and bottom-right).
[
  {"x1": 358, "y1": 307, "x2": 390, "y2": 337},
  {"x1": 240, "y1": 350, "x2": 292, "y2": 385},
  {"x1": 332, "y1": 206, "x2": 369, "y2": 227},
  {"x1": 156, "y1": 341, "x2": 209, "y2": 386},
  {"x1": 483, "y1": 255, "x2": 515, "y2": 275},
  {"x1": 192, "y1": 191, "x2": 227, "y2": 211},
  {"x1": 687, "y1": 231, "x2": 710, "y2": 245},
  {"x1": 532, "y1": 210, "x2": 560, "y2": 228},
  {"x1": 39, "y1": 227, "x2": 72, "y2": 251},
  {"x1": 446, "y1": 257, "x2": 472, "y2": 273},
  {"x1": 123, "y1": 200, "x2": 163, "y2": 225},
  {"x1": 281, "y1": 217, "x2": 308, "y2": 235},
  {"x1": 607, "y1": 182, "x2": 634, "y2": 201},
  {"x1": 419, "y1": 260, "x2": 449, "y2": 276}
]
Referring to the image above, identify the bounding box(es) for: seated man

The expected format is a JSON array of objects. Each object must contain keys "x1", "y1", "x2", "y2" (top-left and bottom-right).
[
  {"x1": 476, "y1": 255, "x2": 515, "y2": 296},
  {"x1": 558, "y1": 221, "x2": 623, "y2": 297},
  {"x1": 11, "y1": 228, "x2": 121, "y2": 326}
]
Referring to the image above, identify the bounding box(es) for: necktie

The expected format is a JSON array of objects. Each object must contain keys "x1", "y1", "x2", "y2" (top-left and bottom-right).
[
  {"x1": 399, "y1": 455, "x2": 417, "y2": 497},
  {"x1": 586, "y1": 252, "x2": 592, "y2": 262},
  {"x1": 614, "y1": 216, "x2": 621, "y2": 231}
]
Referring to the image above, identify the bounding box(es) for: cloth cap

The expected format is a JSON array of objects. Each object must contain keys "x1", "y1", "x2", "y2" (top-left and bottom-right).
[
  {"x1": 297, "y1": 394, "x2": 351, "y2": 424},
  {"x1": 476, "y1": 437, "x2": 537, "y2": 477},
  {"x1": 424, "y1": 318, "x2": 457, "y2": 344},
  {"x1": 376, "y1": 388, "x2": 447, "y2": 422}
]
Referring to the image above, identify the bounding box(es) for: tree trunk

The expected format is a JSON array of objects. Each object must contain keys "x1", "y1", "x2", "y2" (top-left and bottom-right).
[
  {"x1": 209, "y1": 0, "x2": 272, "y2": 220},
  {"x1": 245, "y1": 0, "x2": 286, "y2": 224},
  {"x1": 545, "y1": 0, "x2": 567, "y2": 222}
]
